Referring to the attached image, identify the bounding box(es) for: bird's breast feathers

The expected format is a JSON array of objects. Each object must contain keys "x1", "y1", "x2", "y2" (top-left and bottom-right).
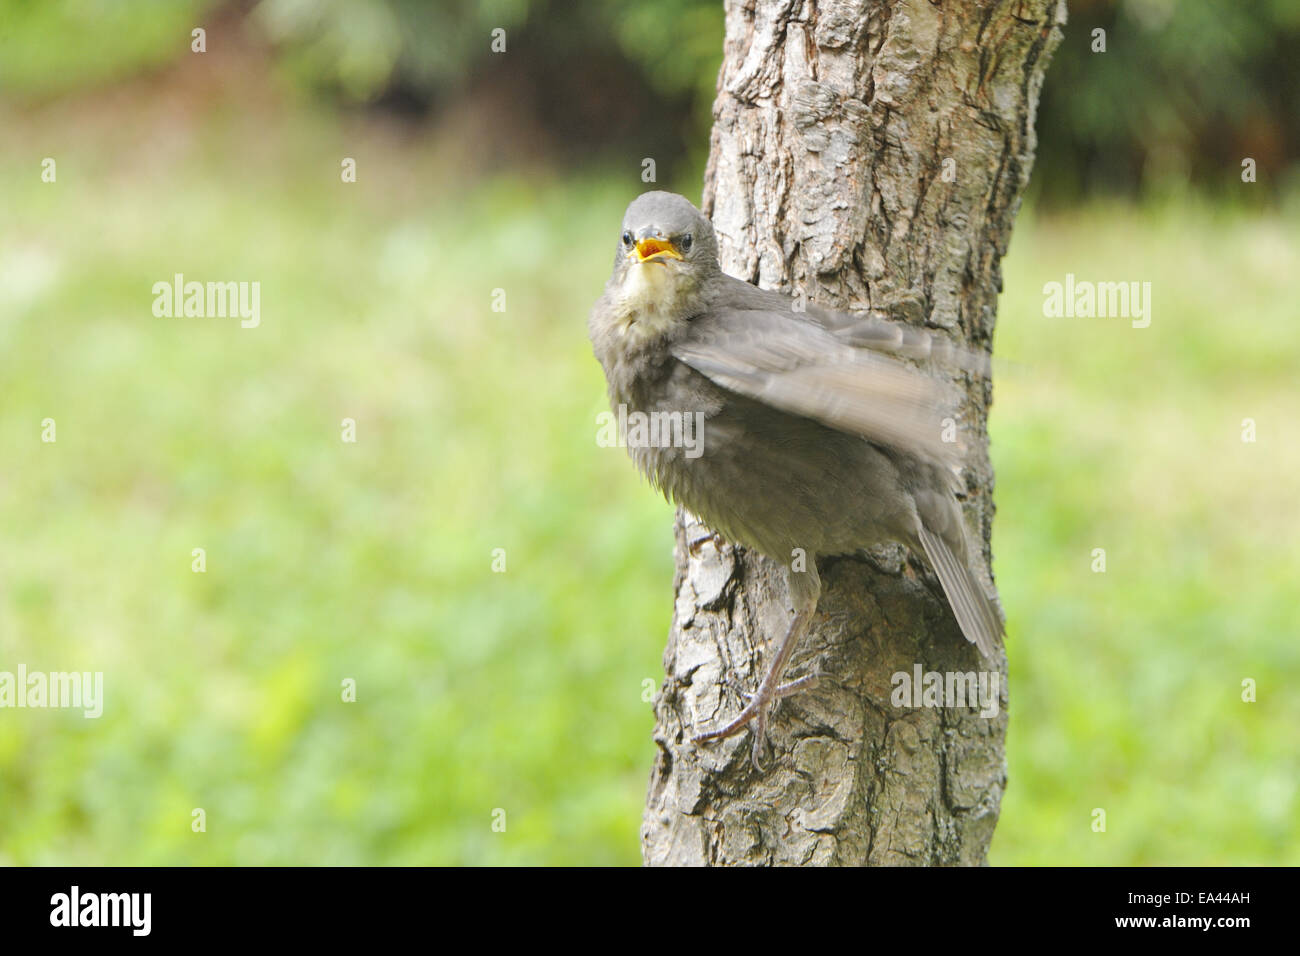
[{"x1": 609, "y1": 263, "x2": 691, "y2": 343}]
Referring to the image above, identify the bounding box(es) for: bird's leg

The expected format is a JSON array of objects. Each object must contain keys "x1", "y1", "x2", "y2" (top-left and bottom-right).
[{"x1": 694, "y1": 562, "x2": 821, "y2": 770}]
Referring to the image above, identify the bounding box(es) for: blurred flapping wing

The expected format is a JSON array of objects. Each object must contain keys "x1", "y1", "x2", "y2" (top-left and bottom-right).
[{"x1": 673, "y1": 307, "x2": 964, "y2": 468}]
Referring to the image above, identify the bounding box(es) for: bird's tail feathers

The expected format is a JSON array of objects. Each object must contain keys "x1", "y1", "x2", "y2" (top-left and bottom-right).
[{"x1": 917, "y1": 525, "x2": 1002, "y2": 659}]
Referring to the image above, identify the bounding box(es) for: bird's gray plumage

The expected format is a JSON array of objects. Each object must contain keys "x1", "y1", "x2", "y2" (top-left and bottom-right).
[{"x1": 589, "y1": 191, "x2": 1001, "y2": 701}]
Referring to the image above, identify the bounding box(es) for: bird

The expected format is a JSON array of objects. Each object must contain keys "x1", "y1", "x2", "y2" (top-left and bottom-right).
[{"x1": 588, "y1": 190, "x2": 1002, "y2": 769}]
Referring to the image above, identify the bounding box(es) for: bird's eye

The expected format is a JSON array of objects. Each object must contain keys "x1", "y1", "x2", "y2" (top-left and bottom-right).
[
  {"x1": 680, "y1": 234, "x2": 693, "y2": 252},
  {"x1": 621, "y1": 231, "x2": 633, "y2": 247}
]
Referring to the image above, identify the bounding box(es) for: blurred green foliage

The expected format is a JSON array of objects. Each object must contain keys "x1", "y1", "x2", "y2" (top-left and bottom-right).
[
  {"x1": 1036, "y1": 0, "x2": 1300, "y2": 200},
  {"x1": 5, "y1": 0, "x2": 1296, "y2": 199},
  {"x1": 1, "y1": 82, "x2": 1297, "y2": 863},
  {"x1": 251, "y1": 0, "x2": 721, "y2": 108},
  {"x1": 251, "y1": 0, "x2": 724, "y2": 177},
  {"x1": 254, "y1": 0, "x2": 532, "y2": 101},
  {"x1": 0, "y1": 0, "x2": 212, "y2": 95}
]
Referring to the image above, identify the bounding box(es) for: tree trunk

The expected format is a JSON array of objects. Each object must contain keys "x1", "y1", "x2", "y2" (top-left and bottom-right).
[{"x1": 642, "y1": 0, "x2": 1064, "y2": 866}]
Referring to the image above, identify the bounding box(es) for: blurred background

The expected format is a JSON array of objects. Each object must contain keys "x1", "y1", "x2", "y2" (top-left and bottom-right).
[{"x1": 1, "y1": 0, "x2": 1297, "y2": 865}]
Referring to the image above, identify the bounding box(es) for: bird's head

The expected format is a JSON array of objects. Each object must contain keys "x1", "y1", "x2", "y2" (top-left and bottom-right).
[{"x1": 608, "y1": 192, "x2": 720, "y2": 324}]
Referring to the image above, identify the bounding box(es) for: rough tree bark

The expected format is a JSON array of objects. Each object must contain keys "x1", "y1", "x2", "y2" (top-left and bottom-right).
[{"x1": 641, "y1": 0, "x2": 1064, "y2": 866}]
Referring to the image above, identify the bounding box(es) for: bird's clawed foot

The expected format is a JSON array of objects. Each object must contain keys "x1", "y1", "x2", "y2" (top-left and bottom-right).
[
  {"x1": 692, "y1": 568, "x2": 821, "y2": 772},
  {"x1": 687, "y1": 530, "x2": 727, "y2": 557},
  {"x1": 693, "y1": 674, "x2": 819, "y2": 771}
]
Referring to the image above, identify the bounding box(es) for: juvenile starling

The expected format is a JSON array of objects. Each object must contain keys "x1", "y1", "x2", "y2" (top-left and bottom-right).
[{"x1": 589, "y1": 191, "x2": 1002, "y2": 768}]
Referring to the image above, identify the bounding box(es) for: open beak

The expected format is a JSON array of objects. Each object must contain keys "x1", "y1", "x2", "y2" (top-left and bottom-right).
[{"x1": 632, "y1": 238, "x2": 683, "y2": 263}]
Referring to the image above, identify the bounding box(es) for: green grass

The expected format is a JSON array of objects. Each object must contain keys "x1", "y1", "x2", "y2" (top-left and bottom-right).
[
  {"x1": 1, "y1": 98, "x2": 1296, "y2": 865},
  {"x1": 991, "y1": 201, "x2": 1300, "y2": 865}
]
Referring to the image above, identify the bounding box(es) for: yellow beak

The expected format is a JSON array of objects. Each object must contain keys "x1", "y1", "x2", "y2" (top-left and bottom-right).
[{"x1": 632, "y1": 238, "x2": 683, "y2": 263}]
